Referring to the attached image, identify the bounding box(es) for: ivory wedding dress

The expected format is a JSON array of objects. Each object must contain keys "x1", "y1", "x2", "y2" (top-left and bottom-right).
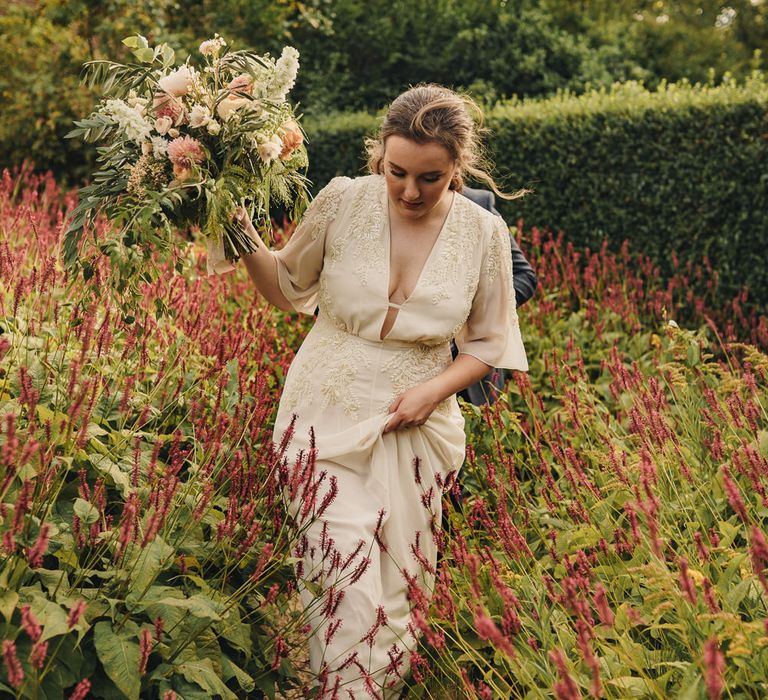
[{"x1": 208, "y1": 173, "x2": 527, "y2": 698}]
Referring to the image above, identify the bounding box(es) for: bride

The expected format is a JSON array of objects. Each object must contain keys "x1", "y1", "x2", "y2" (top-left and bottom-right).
[{"x1": 211, "y1": 83, "x2": 528, "y2": 698}]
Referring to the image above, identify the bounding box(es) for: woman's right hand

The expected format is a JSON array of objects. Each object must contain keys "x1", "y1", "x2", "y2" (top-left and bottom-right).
[
  {"x1": 233, "y1": 206, "x2": 268, "y2": 252},
  {"x1": 234, "y1": 206, "x2": 256, "y2": 236}
]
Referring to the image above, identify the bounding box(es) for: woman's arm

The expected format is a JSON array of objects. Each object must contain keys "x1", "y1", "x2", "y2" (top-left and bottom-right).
[
  {"x1": 234, "y1": 209, "x2": 293, "y2": 312},
  {"x1": 383, "y1": 353, "x2": 490, "y2": 433}
]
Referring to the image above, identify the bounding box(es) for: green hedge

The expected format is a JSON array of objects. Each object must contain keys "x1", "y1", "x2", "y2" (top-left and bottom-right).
[{"x1": 304, "y1": 78, "x2": 768, "y2": 311}]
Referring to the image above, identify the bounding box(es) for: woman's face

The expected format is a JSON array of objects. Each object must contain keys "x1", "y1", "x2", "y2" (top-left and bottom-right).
[{"x1": 382, "y1": 135, "x2": 457, "y2": 220}]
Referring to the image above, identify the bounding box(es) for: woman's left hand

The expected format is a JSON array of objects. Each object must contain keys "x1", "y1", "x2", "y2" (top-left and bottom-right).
[{"x1": 383, "y1": 382, "x2": 442, "y2": 433}]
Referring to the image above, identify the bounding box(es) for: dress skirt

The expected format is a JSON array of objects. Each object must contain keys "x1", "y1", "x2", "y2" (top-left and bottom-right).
[{"x1": 272, "y1": 313, "x2": 466, "y2": 698}]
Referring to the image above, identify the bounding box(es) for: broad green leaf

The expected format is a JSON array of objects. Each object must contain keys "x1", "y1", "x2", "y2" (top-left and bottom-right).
[
  {"x1": 39, "y1": 635, "x2": 84, "y2": 697},
  {"x1": 215, "y1": 605, "x2": 251, "y2": 656},
  {"x1": 161, "y1": 45, "x2": 175, "y2": 67},
  {"x1": 125, "y1": 535, "x2": 174, "y2": 596},
  {"x1": 176, "y1": 657, "x2": 237, "y2": 699},
  {"x1": 87, "y1": 453, "x2": 132, "y2": 497},
  {"x1": 0, "y1": 590, "x2": 18, "y2": 622},
  {"x1": 134, "y1": 47, "x2": 156, "y2": 63},
  {"x1": 607, "y1": 677, "x2": 657, "y2": 696},
  {"x1": 74, "y1": 497, "x2": 99, "y2": 525},
  {"x1": 25, "y1": 590, "x2": 70, "y2": 641},
  {"x1": 122, "y1": 35, "x2": 148, "y2": 49},
  {"x1": 221, "y1": 657, "x2": 255, "y2": 692},
  {"x1": 94, "y1": 620, "x2": 141, "y2": 700},
  {"x1": 36, "y1": 403, "x2": 69, "y2": 440},
  {"x1": 150, "y1": 594, "x2": 222, "y2": 622},
  {"x1": 758, "y1": 430, "x2": 768, "y2": 459},
  {"x1": 725, "y1": 578, "x2": 754, "y2": 609}
]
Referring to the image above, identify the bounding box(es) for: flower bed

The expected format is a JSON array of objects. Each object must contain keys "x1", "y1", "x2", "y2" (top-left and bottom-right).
[{"x1": 1, "y1": 168, "x2": 767, "y2": 698}]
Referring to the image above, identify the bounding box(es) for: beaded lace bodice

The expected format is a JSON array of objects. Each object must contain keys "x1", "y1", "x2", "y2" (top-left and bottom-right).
[{"x1": 273, "y1": 174, "x2": 527, "y2": 371}]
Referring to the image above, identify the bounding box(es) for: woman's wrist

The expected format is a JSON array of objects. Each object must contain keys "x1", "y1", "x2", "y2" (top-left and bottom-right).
[{"x1": 426, "y1": 355, "x2": 492, "y2": 402}]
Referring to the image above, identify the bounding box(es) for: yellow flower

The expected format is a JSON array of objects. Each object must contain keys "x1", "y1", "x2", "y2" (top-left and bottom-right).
[{"x1": 687, "y1": 568, "x2": 705, "y2": 587}]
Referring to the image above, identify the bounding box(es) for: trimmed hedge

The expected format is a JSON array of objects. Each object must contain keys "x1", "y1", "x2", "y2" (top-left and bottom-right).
[{"x1": 304, "y1": 78, "x2": 768, "y2": 311}]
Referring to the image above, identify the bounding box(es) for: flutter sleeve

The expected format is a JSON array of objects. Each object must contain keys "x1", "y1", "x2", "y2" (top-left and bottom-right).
[
  {"x1": 455, "y1": 216, "x2": 529, "y2": 371},
  {"x1": 271, "y1": 176, "x2": 351, "y2": 314}
]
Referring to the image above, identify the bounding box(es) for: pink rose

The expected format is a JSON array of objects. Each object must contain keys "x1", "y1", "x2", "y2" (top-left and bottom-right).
[
  {"x1": 227, "y1": 74, "x2": 253, "y2": 95},
  {"x1": 153, "y1": 92, "x2": 186, "y2": 125}
]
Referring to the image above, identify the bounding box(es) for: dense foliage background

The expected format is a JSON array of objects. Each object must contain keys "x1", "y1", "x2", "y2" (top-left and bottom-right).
[{"x1": 3, "y1": 0, "x2": 768, "y2": 182}]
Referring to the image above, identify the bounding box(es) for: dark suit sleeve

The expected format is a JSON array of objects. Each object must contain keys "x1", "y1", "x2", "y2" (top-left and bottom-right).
[{"x1": 460, "y1": 187, "x2": 537, "y2": 306}]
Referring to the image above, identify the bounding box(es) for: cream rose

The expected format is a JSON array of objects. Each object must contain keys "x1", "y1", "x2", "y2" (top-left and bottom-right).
[
  {"x1": 154, "y1": 116, "x2": 173, "y2": 136},
  {"x1": 188, "y1": 104, "x2": 211, "y2": 129},
  {"x1": 216, "y1": 95, "x2": 249, "y2": 122},
  {"x1": 158, "y1": 65, "x2": 194, "y2": 97},
  {"x1": 257, "y1": 134, "x2": 283, "y2": 165}
]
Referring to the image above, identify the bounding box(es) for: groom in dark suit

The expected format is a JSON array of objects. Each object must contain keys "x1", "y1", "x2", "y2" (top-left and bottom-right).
[{"x1": 455, "y1": 185, "x2": 538, "y2": 406}]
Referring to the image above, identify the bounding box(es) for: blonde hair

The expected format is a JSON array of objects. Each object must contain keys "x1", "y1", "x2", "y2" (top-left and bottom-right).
[{"x1": 365, "y1": 84, "x2": 527, "y2": 201}]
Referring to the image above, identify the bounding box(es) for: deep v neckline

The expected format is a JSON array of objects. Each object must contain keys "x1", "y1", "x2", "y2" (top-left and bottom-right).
[
  {"x1": 379, "y1": 188, "x2": 456, "y2": 340},
  {"x1": 384, "y1": 189, "x2": 456, "y2": 307}
]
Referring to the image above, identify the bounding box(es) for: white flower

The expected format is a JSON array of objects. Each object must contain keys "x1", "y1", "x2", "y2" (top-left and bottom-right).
[
  {"x1": 151, "y1": 136, "x2": 169, "y2": 157},
  {"x1": 244, "y1": 100, "x2": 265, "y2": 119},
  {"x1": 667, "y1": 319, "x2": 679, "y2": 328},
  {"x1": 158, "y1": 65, "x2": 195, "y2": 97},
  {"x1": 257, "y1": 133, "x2": 283, "y2": 165},
  {"x1": 216, "y1": 95, "x2": 249, "y2": 122},
  {"x1": 199, "y1": 35, "x2": 226, "y2": 57},
  {"x1": 207, "y1": 120, "x2": 221, "y2": 135},
  {"x1": 127, "y1": 95, "x2": 148, "y2": 112},
  {"x1": 154, "y1": 116, "x2": 173, "y2": 136},
  {"x1": 103, "y1": 98, "x2": 152, "y2": 144},
  {"x1": 266, "y1": 46, "x2": 299, "y2": 101},
  {"x1": 188, "y1": 104, "x2": 211, "y2": 128}
]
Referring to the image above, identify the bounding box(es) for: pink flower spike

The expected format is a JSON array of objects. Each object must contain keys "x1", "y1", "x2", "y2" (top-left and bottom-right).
[
  {"x1": 139, "y1": 627, "x2": 152, "y2": 675},
  {"x1": 20, "y1": 604, "x2": 42, "y2": 641},
  {"x1": 67, "y1": 600, "x2": 87, "y2": 629},
  {"x1": 27, "y1": 523, "x2": 51, "y2": 568},
  {"x1": 549, "y1": 648, "x2": 582, "y2": 700},
  {"x1": 703, "y1": 638, "x2": 725, "y2": 700},
  {"x1": 2, "y1": 640, "x2": 24, "y2": 689},
  {"x1": 29, "y1": 640, "x2": 48, "y2": 670},
  {"x1": 69, "y1": 678, "x2": 91, "y2": 700}
]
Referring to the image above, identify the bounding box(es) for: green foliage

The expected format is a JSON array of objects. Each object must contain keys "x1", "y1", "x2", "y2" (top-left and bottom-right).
[
  {"x1": 303, "y1": 111, "x2": 378, "y2": 186},
  {"x1": 543, "y1": 0, "x2": 768, "y2": 88},
  {"x1": 487, "y1": 76, "x2": 768, "y2": 311},
  {"x1": 289, "y1": 0, "x2": 615, "y2": 115},
  {"x1": 304, "y1": 76, "x2": 768, "y2": 311},
  {"x1": 6, "y1": 0, "x2": 768, "y2": 185},
  {"x1": 0, "y1": 10, "x2": 96, "y2": 183}
]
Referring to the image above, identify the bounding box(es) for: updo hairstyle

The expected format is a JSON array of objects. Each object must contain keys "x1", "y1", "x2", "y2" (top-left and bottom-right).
[{"x1": 365, "y1": 84, "x2": 527, "y2": 201}]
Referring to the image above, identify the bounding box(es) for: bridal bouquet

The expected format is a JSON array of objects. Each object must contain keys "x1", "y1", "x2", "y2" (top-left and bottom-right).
[{"x1": 64, "y1": 34, "x2": 309, "y2": 297}]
